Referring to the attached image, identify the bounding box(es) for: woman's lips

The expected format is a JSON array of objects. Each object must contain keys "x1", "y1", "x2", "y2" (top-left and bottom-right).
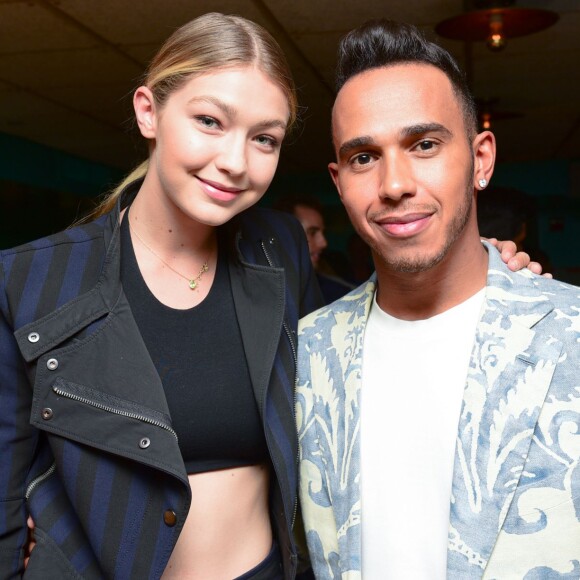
[
  {"x1": 378, "y1": 213, "x2": 432, "y2": 237},
  {"x1": 196, "y1": 176, "x2": 245, "y2": 202}
]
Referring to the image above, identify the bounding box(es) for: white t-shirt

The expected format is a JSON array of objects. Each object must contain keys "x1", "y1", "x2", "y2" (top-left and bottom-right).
[{"x1": 361, "y1": 289, "x2": 485, "y2": 579}]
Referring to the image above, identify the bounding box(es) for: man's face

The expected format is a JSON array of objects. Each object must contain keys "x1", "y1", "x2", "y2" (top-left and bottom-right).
[
  {"x1": 294, "y1": 204, "x2": 328, "y2": 268},
  {"x1": 329, "y1": 63, "x2": 484, "y2": 274}
]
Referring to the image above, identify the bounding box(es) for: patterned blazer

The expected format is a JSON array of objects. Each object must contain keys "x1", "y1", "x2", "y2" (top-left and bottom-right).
[
  {"x1": 0, "y1": 186, "x2": 322, "y2": 579},
  {"x1": 297, "y1": 243, "x2": 580, "y2": 579}
]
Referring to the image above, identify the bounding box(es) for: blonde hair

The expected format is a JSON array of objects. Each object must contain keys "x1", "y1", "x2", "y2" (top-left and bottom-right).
[{"x1": 89, "y1": 12, "x2": 297, "y2": 219}]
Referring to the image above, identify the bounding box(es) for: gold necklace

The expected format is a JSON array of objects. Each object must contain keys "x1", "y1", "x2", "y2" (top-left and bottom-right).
[{"x1": 129, "y1": 221, "x2": 210, "y2": 290}]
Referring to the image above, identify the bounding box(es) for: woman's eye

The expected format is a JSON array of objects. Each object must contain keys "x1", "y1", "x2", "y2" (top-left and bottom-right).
[
  {"x1": 196, "y1": 116, "x2": 219, "y2": 128},
  {"x1": 256, "y1": 135, "x2": 278, "y2": 148}
]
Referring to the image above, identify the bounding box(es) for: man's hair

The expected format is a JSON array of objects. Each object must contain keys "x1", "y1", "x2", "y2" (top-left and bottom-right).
[{"x1": 335, "y1": 19, "x2": 478, "y2": 138}]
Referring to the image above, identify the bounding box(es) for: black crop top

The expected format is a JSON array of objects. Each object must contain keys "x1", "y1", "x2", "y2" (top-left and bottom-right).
[{"x1": 120, "y1": 211, "x2": 269, "y2": 474}]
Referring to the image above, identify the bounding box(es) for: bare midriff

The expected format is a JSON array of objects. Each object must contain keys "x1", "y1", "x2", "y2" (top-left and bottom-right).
[{"x1": 161, "y1": 464, "x2": 272, "y2": 579}]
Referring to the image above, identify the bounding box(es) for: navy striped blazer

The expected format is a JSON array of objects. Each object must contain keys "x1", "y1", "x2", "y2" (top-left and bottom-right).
[{"x1": 0, "y1": 187, "x2": 322, "y2": 579}]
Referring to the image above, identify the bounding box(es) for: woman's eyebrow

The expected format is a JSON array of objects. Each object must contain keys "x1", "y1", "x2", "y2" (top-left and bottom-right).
[
  {"x1": 187, "y1": 95, "x2": 237, "y2": 118},
  {"x1": 187, "y1": 96, "x2": 286, "y2": 130}
]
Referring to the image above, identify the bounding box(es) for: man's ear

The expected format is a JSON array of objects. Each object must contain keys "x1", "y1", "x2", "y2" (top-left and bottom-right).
[
  {"x1": 133, "y1": 86, "x2": 157, "y2": 140},
  {"x1": 328, "y1": 162, "x2": 343, "y2": 201},
  {"x1": 472, "y1": 130, "x2": 496, "y2": 190}
]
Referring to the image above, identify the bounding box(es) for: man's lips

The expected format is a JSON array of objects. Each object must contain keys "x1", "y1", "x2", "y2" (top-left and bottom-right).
[
  {"x1": 376, "y1": 213, "x2": 433, "y2": 237},
  {"x1": 196, "y1": 176, "x2": 246, "y2": 201}
]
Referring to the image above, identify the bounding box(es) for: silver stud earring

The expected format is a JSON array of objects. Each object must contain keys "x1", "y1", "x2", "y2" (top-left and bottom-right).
[{"x1": 478, "y1": 178, "x2": 487, "y2": 189}]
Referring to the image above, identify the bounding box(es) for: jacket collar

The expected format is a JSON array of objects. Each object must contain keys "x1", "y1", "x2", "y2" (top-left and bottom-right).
[
  {"x1": 15, "y1": 193, "x2": 125, "y2": 362},
  {"x1": 16, "y1": 185, "x2": 287, "y2": 425}
]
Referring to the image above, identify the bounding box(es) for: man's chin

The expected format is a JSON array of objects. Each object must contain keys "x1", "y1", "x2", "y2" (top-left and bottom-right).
[{"x1": 380, "y1": 249, "x2": 447, "y2": 274}]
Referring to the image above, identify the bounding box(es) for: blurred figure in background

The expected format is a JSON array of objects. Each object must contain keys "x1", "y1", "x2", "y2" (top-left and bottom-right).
[
  {"x1": 275, "y1": 194, "x2": 355, "y2": 303},
  {"x1": 477, "y1": 186, "x2": 552, "y2": 273}
]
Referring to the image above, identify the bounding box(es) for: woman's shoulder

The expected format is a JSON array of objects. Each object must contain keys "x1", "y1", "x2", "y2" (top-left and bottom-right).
[{"x1": 2, "y1": 216, "x2": 108, "y2": 259}]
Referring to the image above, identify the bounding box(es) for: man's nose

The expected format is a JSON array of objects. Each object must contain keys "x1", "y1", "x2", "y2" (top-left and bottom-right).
[{"x1": 378, "y1": 151, "x2": 416, "y2": 201}]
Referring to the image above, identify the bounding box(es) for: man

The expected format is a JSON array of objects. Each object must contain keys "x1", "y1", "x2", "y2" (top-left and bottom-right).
[
  {"x1": 296, "y1": 19, "x2": 580, "y2": 579},
  {"x1": 275, "y1": 194, "x2": 355, "y2": 303}
]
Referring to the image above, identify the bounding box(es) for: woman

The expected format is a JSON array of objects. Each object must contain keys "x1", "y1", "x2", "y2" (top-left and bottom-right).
[
  {"x1": 0, "y1": 12, "x2": 536, "y2": 580},
  {"x1": 0, "y1": 13, "x2": 320, "y2": 579}
]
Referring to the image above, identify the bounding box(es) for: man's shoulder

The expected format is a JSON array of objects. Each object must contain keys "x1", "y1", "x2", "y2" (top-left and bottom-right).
[
  {"x1": 531, "y1": 272, "x2": 580, "y2": 304},
  {"x1": 524, "y1": 272, "x2": 580, "y2": 330}
]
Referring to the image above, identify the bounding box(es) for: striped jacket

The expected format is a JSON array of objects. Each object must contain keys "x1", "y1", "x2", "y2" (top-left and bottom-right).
[{"x1": 0, "y1": 187, "x2": 322, "y2": 579}]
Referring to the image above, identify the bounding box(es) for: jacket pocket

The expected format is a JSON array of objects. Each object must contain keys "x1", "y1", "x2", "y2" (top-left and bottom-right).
[{"x1": 31, "y1": 377, "x2": 185, "y2": 478}]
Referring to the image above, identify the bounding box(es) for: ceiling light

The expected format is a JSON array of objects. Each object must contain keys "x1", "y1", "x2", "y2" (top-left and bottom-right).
[{"x1": 435, "y1": 0, "x2": 559, "y2": 52}]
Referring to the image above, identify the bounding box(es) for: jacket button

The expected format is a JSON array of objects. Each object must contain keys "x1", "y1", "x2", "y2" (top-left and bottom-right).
[
  {"x1": 42, "y1": 408, "x2": 53, "y2": 420},
  {"x1": 163, "y1": 510, "x2": 177, "y2": 527},
  {"x1": 46, "y1": 358, "x2": 59, "y2": 371},
  {"x1": 28, "y1": 332, "x2": 40, "y2": 343},
  {"x1": 139, "y1": 437, "x2": 150, "y2": 449}
]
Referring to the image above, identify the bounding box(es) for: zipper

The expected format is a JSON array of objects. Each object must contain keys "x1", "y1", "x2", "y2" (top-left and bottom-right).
[
  {"x1": 52, "y1": 385, "x2": 178, "y2": 441},
  {"x1": 261, "y1": 239, "x2": 300, "y2": 530},
  {"x1": 26, "y1": 462, "x2": 56, "y2": 499}
]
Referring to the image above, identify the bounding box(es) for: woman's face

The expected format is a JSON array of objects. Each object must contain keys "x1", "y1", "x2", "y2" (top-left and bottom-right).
[{"x1": 135, "y1": 66, "x2": 290, "y2": 226}]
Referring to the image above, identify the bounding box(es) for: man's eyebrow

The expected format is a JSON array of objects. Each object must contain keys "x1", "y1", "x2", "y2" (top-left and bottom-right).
[
  {"x1": 338, "y1": 136, "x2": 376, "y2": 159},
  {"x1": 400, "y1": 123, "x2": 453, "y2": 139}
]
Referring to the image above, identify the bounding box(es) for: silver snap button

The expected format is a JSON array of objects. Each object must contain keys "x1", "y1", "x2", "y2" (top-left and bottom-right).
[
  {"x1": 46, "y1": 358, "x2": 59, "y2": 371},
  {"x1": 42, "y1": 408, "x2": 53, "y2": 420},
  {"x1": 269, "y1": 237, "x2": 275, "y2": 244},
  {"x1": 139, "y1": 437, "x2": 151, "y2": 449},
  {"x1": 28, "y1": 332, "x2": 40, "y2": 343}
]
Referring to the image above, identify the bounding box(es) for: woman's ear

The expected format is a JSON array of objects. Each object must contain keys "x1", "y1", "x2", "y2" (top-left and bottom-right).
[
  {"x1": 133, "y1": 86, "x2": 157, "y2": 140},
  {"x1": 472, "y1": 130, "x2": 496, "y2": 191}
]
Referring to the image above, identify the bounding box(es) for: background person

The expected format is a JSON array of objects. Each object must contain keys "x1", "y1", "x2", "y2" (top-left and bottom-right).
[{"x1": 275, "y1": 194, "x2": 355, "y2": 303}]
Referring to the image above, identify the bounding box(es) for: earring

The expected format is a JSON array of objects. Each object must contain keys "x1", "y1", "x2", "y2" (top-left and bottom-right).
[{"x1": 478, "y1": 178, "x2": 488, "y2": 189}]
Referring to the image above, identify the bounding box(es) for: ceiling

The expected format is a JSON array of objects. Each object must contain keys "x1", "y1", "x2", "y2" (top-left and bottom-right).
[{"x1": 0, "y1": 0, "x2": 578, "y2": 178}]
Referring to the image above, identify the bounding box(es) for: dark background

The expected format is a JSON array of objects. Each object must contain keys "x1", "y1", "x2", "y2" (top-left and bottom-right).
[{"x1": 1, "y1": 0, "x2": 579, "y2": 282}]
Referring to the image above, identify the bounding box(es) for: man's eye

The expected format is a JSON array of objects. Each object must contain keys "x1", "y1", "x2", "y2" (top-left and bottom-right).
[
  {"x1": 417, "y1": 140, "x2": 435, "y2": 151},
  {"x1": 353, "y1": 153, "x2": 373, "y2": 165}
]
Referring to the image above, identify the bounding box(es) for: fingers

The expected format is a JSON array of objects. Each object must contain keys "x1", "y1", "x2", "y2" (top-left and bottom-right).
[
  {"x1": 482, "y1": 236, "x2": 498, "y2": 247},
  {"x1": 25, "y1": 515, "x2": 36, "y2": 568},
  {"x1": 505, "y1": 251, "x2": 530, "y2": 272}
]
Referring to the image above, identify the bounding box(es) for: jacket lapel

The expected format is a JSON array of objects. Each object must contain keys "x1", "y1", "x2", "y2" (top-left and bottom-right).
[
  {"x1": 228, "y1": 256, "x2": 285, "y2": 419},
  {"x1": 448, "y1": 245, "x2": 562, "y2": 575},
  {"x1": 326, "y1": 277, "x2": 376, "y2": 572}
]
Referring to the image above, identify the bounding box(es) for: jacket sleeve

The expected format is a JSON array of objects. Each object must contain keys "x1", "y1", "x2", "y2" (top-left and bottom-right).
[{"x1": 0, "y1": 257, "x2": 36, "y2": 579}]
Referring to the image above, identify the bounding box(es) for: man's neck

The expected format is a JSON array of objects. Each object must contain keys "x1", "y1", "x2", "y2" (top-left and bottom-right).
[{"x1": 374, "y1": 234, "x2": 488, "y2": 321}]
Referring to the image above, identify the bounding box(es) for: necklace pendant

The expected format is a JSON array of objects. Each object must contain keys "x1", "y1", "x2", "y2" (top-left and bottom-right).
[{"x1": 189, "y1": 279, "x2": 197, "y2": 290}]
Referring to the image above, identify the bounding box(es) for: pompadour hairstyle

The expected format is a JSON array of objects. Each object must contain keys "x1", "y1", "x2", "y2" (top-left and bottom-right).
[{"x1": 335, "y1": 19, "x2": 478, "y2": 138}]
